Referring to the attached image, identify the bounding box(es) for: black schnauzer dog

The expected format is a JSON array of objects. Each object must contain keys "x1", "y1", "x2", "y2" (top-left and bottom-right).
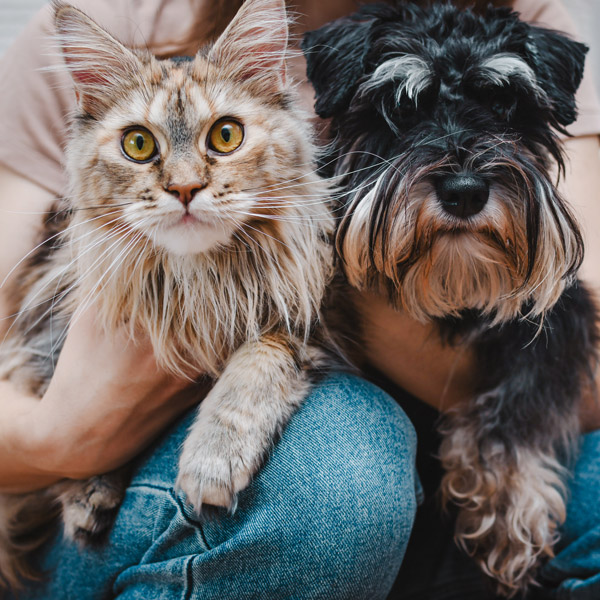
[{"x1": 303, "y1": 2, "x2": 599, "y2": 596}]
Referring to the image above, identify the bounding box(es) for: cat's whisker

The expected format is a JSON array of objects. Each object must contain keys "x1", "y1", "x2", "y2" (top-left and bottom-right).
[
  {"x1": 242, "y1": 152, "x2": 392, "y2": 195},
  {"x1": 64, "y1": 214, "x2": 131, "y2": 248},
  {"x1": 241, "y1": 150, "x2": 384, "y2": 193},
  {"x1": 235, "y1": 219, "x2": 296, "y2": 253},
  {"x1": 8, "y1": 224, "x2": 134, "y2": 340},
  {"x1": 231, "y1": 210, "x2": 344, "y2": 224},
  {"x1": 69, "y1": 202, "x2": 135, "y2": 211},
  {"x1": 0, "y1": 210, "x2": 125, "y2": 290},
  {"x1": 63, "y1": 228, "x2": 149, "y2": 347},
  {"x1": 44, "y1": 222, "x2": 149, "y2": 336}
]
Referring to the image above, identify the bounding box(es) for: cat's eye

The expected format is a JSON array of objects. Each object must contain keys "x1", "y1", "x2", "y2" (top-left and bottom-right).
[
  {"x1": 208, "y1": 119, "x2": 244, "y2": 154},
  {"x1": 121, "y1": 128, "x2": 158, "y2": 162}
]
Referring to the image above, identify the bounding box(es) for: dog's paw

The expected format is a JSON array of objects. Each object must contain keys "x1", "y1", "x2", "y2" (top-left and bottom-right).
[
  {"x1": 59, "y1": 475, "x2": 125, "y2": 544},
  {"x1": 175, "y1": 426, "x2": 256, "y2": 514}
]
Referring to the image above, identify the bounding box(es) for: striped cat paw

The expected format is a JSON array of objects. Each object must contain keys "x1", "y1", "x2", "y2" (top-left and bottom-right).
[
  {"x1": 58, "y1": 472, "x2": 128, "y2": 543},
  {"x1": 175, "y1": 426, "x2": 256, "y2": 513}
]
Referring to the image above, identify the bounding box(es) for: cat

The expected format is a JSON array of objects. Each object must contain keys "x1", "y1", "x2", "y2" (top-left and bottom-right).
[{"x1": 0, "y1": 0, "x2": 333, "y2": 588}]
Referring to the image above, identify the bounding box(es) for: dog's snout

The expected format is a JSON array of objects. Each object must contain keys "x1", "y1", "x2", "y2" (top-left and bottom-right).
[{"x1": 435, "y1": 175, "x2": 489, "y2": 218}]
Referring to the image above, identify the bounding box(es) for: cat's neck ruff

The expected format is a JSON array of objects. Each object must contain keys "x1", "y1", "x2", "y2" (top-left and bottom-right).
[{"x1": 65, "y1": 178, "x2": 332, "y2": 379}]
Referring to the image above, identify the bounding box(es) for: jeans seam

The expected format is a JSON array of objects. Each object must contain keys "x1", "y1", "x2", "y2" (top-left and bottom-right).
[
  {"x1": 183, "y1": 555, "x2": 194, "y2": 600},
  {"x1": 128, "y1": 482, "x2": 171, "y2": 492},
  {"x1": 168, "y1": 489, "x2": 212, "y2": 550}
]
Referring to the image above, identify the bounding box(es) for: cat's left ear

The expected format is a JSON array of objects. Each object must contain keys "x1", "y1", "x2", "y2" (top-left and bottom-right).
[
  {"x1": 208, "y1": 0, "x2": 288, "y2": 93},
  {"x1": 54, "y1": 1, "x2": 144, "y2": 117}
]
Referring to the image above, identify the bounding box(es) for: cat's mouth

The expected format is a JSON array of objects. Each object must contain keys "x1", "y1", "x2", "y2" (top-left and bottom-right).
[
  {"x1": 153, "y1": 212, "x2": 235, "y2": 255},
  {"x1": 181, "y1": 213, "x2": 202, "y2": 226},
  {"x1": 170, "y1": 211, "x2": 216, "y2": 229}
]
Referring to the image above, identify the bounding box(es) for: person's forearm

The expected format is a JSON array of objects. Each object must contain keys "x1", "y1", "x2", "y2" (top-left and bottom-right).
[{"x1": 0, "y1": 380, "x2": 61, "y2": 493}]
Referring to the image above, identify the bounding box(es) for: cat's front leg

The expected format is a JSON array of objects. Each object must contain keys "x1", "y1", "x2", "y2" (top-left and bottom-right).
[{"x1": 176, "y1": 332, "x2": 312, "y2": 512}]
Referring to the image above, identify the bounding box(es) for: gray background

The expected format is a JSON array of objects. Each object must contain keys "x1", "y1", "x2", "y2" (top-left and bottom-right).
[{"x1": 0, "y1": 0, "x2": 599, "y2": 93}]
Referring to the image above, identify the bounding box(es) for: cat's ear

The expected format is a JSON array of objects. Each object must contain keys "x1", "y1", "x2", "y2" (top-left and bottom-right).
[
  {"x1": 53, "y1": 2, "x2": 143, "y2": 117},
  {"x1": 207, "y1": 0, "x2": 289, "y2": 93}
]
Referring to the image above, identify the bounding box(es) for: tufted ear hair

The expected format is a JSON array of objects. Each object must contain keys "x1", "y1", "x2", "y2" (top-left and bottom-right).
[
  {"x1": 302, "y1": 15, "x2": 377, "y2": 118},
  {"x1": 208, "y1": 0, "x2": 289, "y2": 94},
  {"x1": 525, "y1": 26, "x2": 588, "y2": 129},
  {"x1": 54, "y1": 1, "x2": 144, "y2": 117}
]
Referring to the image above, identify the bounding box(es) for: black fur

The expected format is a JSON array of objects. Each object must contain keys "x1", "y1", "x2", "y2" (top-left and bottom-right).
[{"x1": 303, "y1": 2, "x2": 598, "y2": 594}]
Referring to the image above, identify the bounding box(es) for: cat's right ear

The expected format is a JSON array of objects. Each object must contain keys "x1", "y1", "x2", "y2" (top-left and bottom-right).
[
  {"x1": 207, "y1": 0, "x2": 289, "y2": 94},
  {"x1": 53, "y1": 2, "x2": 143, "y2": 117}
]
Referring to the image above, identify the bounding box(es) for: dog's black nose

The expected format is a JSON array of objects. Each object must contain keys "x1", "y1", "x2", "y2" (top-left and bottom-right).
[{"x1": 435, "y1": 175, "x2": 489, "y2": 218}]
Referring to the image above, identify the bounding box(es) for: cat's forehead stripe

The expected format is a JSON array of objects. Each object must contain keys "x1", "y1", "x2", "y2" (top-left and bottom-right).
[{"x1": 146, "y1": 86, "x2": 211, "y2": 134}]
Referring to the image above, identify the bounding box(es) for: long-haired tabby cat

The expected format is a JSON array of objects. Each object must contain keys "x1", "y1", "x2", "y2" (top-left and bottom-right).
[{"x1": 0, "y1": 0, "x2": 333, "y2": 588}]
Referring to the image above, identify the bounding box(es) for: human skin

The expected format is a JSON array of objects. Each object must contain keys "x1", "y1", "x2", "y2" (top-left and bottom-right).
[{"x1": 0, "y1": 0, "x2": 598, "y2": 493}]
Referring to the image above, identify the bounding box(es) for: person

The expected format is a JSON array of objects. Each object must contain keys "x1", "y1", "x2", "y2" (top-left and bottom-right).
[{"x1": 0, "y1": 0, "x2": 598, "y2": 598}]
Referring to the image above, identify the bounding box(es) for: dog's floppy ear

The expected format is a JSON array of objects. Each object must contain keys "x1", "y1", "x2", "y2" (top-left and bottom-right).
[
  {"x1": 302, "y1": 15, "x2": 376, "y2": 118},
  {"x1": 525, "y1": 27, "x2": 588, "y2": 128}
]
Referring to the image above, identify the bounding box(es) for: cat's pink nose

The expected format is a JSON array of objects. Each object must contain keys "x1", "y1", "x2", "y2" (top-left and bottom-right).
[{"x1": 165, "y1": 182, "x2": 206, "y2": 207}]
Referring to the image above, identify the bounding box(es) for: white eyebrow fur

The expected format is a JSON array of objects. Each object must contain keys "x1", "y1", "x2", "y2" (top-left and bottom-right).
[
  {"x1": 361, "y1": 55, "x2": 433, "y2": 103},
  {"x1": 479, "y1": 53, "x2": 544, "y2": 96}
]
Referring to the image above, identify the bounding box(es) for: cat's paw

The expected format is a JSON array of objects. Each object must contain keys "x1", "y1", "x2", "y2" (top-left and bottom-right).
[
  {"x1": 59, "y1": 475, "x2": 126, "y2": 544},
  {"x1": 175, "y1": 427, "x2": 256, "y2": 514}
]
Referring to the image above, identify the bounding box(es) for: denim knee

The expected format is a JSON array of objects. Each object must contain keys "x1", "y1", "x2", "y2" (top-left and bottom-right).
[
  {"x1": 20, "y1": 373, "x2": 418, "y2": 600},
  {"x1": 536, "y1": 431, "x2": 600, "y2": 599},
  {"x1": 194, "y1": 372, "x2": 419, "y2": 599}
]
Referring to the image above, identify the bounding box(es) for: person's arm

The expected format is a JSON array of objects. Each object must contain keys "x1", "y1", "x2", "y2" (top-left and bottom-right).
[
  {"x1": 0, "y1": 166, "x2": 201, "y2": 494},
  {"x1": 559, "y1": 135, "x2": 600, "y2": 432}
]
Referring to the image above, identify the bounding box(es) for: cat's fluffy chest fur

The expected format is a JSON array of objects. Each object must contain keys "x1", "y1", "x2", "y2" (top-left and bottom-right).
[{"x1": 0, "y1": 0, "x2": 333, "y2": 590}]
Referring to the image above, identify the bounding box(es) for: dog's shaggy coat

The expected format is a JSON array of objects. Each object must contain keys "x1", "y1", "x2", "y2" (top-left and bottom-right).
[{"x1": 303, "y1": 2, "x2": 599, "y2": 595}]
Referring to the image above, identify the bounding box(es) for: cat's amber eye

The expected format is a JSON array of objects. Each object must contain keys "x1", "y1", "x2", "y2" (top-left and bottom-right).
[
  {"x1": 208, "y1": 119, "x2": 244, "y2": 154},
  {"x1": 121, "y1": 128, "x2": 158, "y2": 162}
]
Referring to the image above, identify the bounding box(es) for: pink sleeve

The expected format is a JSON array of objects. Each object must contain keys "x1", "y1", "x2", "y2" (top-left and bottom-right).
[
  {"x1": 0, "y1": 0, "x2": 213, "y2": 196},
  {"x1": 513, "y1": 0, "x2": 600, "y2": 137}
]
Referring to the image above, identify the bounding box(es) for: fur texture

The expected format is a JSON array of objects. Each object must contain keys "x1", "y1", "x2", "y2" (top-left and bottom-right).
[
  {"x1": 0, "y1": 0, "x2": 333, "y2": 590},
  {"x1": 303, "y1": 2, "x2": 599, "y2": 596}
]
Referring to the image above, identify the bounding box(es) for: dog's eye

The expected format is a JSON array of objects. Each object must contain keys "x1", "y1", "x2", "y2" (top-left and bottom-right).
[
  {"x1": 490, "y1": 96, "x2": 517, "y2": 120},
  {"x1": 397, "y1": 95, "x2": 416, "y2": 120}
]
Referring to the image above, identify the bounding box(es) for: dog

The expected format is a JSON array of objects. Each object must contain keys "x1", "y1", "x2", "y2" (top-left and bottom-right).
[{"x1": 302, "y1": 2, "x2": 599, "y2": 596}]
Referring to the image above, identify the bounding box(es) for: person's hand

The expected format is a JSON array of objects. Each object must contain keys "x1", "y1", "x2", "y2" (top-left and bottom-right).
[{"x1": 2, "y1": 306, "x2": 203, "y2": 492}]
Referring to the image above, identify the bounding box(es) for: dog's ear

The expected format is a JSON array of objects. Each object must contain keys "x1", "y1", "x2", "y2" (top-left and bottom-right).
[
  {"x1": 525, "y1": 27, "x2": 588, "y2": 128},
  {"x1": 302, "y1": 16, "x2": 376, "y2": 118}
]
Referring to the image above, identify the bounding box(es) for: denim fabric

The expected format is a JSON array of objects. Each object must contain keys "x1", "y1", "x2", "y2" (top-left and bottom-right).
[
  {"x1": 535, "y1": 431, "x2": 600, "y2": 600},
  {"x1": 19, "y1": 373, "x2": 419, "y2": 600}
]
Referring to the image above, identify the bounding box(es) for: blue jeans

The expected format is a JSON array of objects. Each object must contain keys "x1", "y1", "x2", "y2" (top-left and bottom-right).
[
  {"x1": 536, "y1": 432, "x2": 600, "y2": 599},
  {"x1": 21, "y1": 373, "x2": 419, "y2": 600},
  {"x1": 16, "y1": 373, "x2": 600, "y2": 599}
]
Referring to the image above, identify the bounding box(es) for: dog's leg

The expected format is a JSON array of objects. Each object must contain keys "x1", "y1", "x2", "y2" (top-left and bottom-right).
[{"x1": 439, "y1": 283, "x2": 599, "y2": 596}]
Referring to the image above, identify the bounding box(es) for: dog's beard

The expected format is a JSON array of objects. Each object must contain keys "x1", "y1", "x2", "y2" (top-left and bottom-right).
[{"x1": 337, "y1": 145, "x2": 582, "y2": 324}]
